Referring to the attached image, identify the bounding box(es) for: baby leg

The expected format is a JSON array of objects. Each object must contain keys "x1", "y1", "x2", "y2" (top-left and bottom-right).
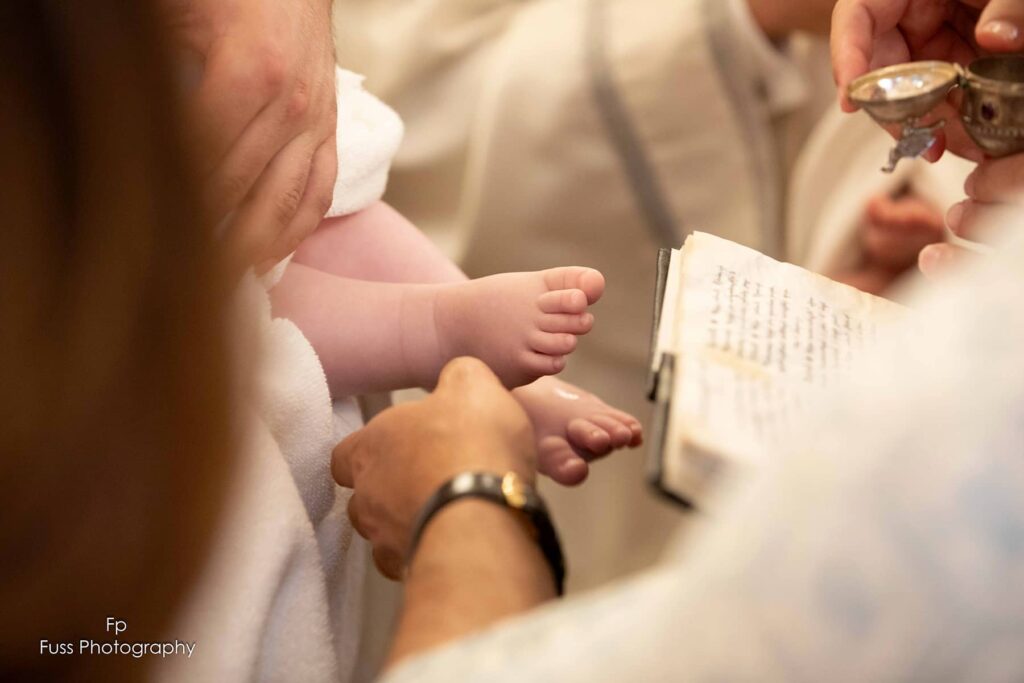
[
  {"x1": 271, "y1": 262, "x2": 604, "y2": 394},
  {"x1": 284, "y1": 203, "x2": 644, "y2": 482},
  {"x1": 294, "y1": 201, "x2": 463, "y2": 283}
]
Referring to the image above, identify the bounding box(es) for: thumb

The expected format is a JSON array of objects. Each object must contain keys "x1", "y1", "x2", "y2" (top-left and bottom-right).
[
  {"x1": 331, "y1": 430, "x2": 362, "y2": 488},
  {"x1": 976, "y1": 0, "x2": 1024, "y2": 51}
]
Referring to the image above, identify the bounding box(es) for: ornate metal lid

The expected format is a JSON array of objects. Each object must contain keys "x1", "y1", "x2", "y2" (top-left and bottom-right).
[{"x1": 848, "y1": 61, "x2": 962, "y2": 124}]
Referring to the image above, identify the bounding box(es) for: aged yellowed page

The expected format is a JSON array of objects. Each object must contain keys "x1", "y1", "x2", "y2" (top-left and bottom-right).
[{"x1": 660, "y1": 232, "x2": 904, "y2": 504}]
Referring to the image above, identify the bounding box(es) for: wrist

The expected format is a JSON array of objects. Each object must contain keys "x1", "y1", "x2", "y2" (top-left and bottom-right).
[
  {"x1": 407, "y1": 471, "x2": 563, "y2": 595},
  {"x1": 387, "y1": 498, "x2": 555, "y2": 667},
  {"x1": 411, "y1": 498, "x2": 556, "y2": 597}
]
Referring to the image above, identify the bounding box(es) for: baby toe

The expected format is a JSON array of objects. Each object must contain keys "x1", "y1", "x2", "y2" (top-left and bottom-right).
[
  {"x1": 604, "y1": 409, "x2": 644, "y2": 446},
  {"x1": 520, "y1": 351, "x2": 567, "y2": 379},
  {"x1": 537, "y1": 288, "x2": 588, "y2": 314},
  {"x1": 627, "y1": 422, "x2": 643, "y2": 447},
  {"x1": 538, "y1": 312, "x2": 594, "y2": 335},
  {"x1": 589, "y1": 415, "x2": 634, "y2": 449},
  {"x1": 556, "y1": 458, "x2": 590, "y2": 486},
  {"x1": 537, "y1": 435, "x2": 590, "y2": 486},
  {"x1": 529, "y1": 331, "x2": 578, "y2": 356},
  {"x1": 542, "y1": 267, "x2": 606, "y2": 305},
  {"x1": 567, "y1": 419, "x2": 612, "y2": 456},
  {"x1": 577, "y1": 269, "x2": 605, "y2": 304}
]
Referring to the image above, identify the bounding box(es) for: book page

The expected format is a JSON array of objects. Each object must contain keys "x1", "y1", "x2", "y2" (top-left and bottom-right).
[{"x1": 662, "y1": 232, "x2": 905, "y2": 502}]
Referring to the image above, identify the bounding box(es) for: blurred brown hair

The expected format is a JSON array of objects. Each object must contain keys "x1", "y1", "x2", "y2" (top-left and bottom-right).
[{"x1": 0, "y1": 1, "x2": 234, "y2": 679}]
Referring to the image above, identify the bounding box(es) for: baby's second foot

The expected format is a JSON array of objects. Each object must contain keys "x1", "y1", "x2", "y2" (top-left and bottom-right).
[
  {"x1": 433, "y1": 267, "x2": 605, "y2": 388},
  {"x1": 512, "y1": 376, "x2": 643, "y2": 486}
]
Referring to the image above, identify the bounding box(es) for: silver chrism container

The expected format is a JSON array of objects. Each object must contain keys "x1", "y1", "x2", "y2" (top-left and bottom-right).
[{"x1": 848, "y1": 55, "x2": 1024, "y2": 171}]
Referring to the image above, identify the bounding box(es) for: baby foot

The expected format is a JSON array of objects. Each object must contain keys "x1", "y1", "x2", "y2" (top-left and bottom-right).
[
  {"x1": 433, "y1": 267, "x2": 605, "y2": 388},
  {"x1": 512, "y1": 376, "x2": 643, "y2": 486}
]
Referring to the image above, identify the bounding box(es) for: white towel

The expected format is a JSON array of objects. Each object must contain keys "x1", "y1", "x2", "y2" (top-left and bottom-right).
[
  {"x1": 263, "y1": 67, "x2": 404, "y2": 288},
  {"x1": 327, "y1": 67, "x2": 405, "y2": 218},
  {"x1": 158, "y1": 274, "x2": 369, "y2": 683}
]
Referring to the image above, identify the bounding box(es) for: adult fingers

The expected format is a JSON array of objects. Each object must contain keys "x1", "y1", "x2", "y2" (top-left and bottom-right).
[
  {"x1": 976, "y1": 0, "x2": 1024, "y2": 51},
  {"x1": 898, "y1": 1, "x2": 969, "y2": 51},
  {"x1": 863, "y1": 221, "x2": 942, "y2": 269},
  {"x1": 918, "y1": 242, "x2": 977, "y2": 278},
  {"x1": 346, "y1": 494, "x2": 366, "y2": 538},
  {"x1": 866, "y1": 193, "x2": 944, "y2": 231},
  {"x1": 964, "y1": 156, "x2": 1024, "y2": 204},
  {"x1": 258, "y1": 135, "x2": 338, "y2": 271},
  {"x1": 831, "y1": 0, "x2": 911, "y2": 103},
  {"x1": 946, "y1": 196, "x2": 1024, "y2": 241},
  {"x1": 863, "y1": 195, "x2": 946, "y2": 267},
  {"x1": 203, "y1": 101, "x2": 305, "y2": 228},
  {"x1": 332, "y1": 429, "x2": 362, "y2": 488},
  {"x1": 224, "y1": 134, "x2": 317, "y2": 269},
  {"x1": 373, "y1": 547, "x2": 405, "y2": 581},
  {"x1": 945, "y1": 198, "x2": 1013, "y2": 239},
  {"x1": 189, "y1": 39, "x2": 285, "y2": 175}
]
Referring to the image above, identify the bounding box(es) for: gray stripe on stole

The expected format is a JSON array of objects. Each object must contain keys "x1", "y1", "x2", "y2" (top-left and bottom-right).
[
  {"x1": 584, "y1": 0, "x2": 682, "y2": 248},
  {"x1": 700, "y1": 0, "x2": 782, "y2": 257}
]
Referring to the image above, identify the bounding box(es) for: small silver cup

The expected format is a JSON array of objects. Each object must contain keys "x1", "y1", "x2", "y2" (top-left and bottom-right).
[{"x1": 961, "y1": 56, "x2": 1024, "y2": 157}]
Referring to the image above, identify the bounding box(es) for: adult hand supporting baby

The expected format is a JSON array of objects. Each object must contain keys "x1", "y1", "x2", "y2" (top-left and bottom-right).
[
  {"x1": 334, "y1": 362, "x2": 555, "y2": 667},
  {"x1": 830, "y1": 0, "x2": 1024, "y2": 161},
  {"x1": 332, "y1": 357, "x2": 538, "y2": 579},
  {"x1": 159, "y1": 0, "x2": 338, "y2": 271}
]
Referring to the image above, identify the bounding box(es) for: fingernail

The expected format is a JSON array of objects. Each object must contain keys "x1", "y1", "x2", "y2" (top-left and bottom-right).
[
  {"x1": 918, "y1": 244, "x2": 951, "y2": 277},
  {"x1": 981, "y1": 20, "x2": 1021, "y2": 45},
  {"x1": 946, "y1": 201, "x2": 966, "y2": 232},
  {"x1": 964, "y1": 171, "x2": 977, "y2": 198}
]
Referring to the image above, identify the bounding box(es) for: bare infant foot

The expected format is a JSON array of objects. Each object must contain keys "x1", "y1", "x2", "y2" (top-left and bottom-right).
[
  {"x1": 433, "y1": 267, "x2": 605, "y2": 388},
  {"x1": 512, "y1": 376, "x2": 643, "y2": 486}
]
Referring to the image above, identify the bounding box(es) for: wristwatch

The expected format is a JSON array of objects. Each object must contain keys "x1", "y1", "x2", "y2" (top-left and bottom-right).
[{"x1": 406, "y1": 471, "x2": 566, "y2": 596}]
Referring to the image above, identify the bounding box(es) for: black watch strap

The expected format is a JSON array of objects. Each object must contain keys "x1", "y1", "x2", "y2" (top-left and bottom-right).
[{"x1": 406, "y1": 472, "x2": 566, "y2": 596}]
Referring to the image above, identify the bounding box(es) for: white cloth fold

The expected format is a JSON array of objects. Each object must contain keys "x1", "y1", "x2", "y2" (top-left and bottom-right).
[
  {"x1": 327, "y1": 67, "x2": 405, "y2": 218},
  {"x1": 263, "y1": 66, "x2": 403, "y2": 286},
  {"x1": 159, "y1": 273, "x2": 367, "y2": 683}
]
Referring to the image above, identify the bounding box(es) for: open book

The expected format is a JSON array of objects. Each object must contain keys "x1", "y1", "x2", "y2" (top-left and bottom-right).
[{"x1": 647, "y1": 232, "x2": 905, "y2": 508}]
